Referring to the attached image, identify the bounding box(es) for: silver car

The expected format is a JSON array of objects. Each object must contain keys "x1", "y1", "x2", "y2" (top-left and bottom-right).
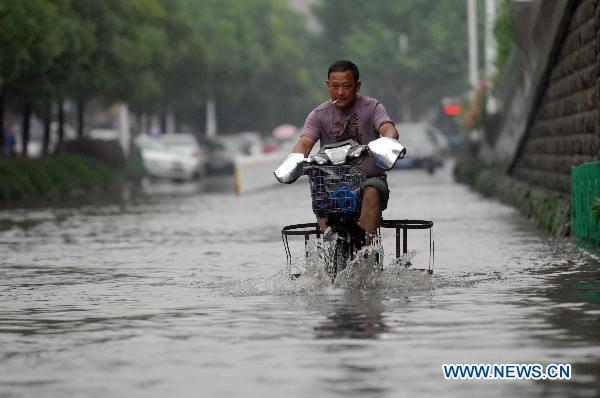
[
  {"x1": 136, "y1": 133, "x2": 208, "y2": 181},
  {"x1": 394, "y1": 123, "x2": 449, "y2": 174}
]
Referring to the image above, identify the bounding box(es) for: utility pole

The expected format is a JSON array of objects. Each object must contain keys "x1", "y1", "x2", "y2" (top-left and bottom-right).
[
  {"x1": 206, "y1": 99, "x2": 217, "y2": 139},
  {"x1": 485, "y1": 0, "x2": 498, "y2": 113},
  {"x1": 398, "y1": 33, "x2": 411, "y2": 122},
  {"x1": 467, "y1": 0, "x2": 479, "y2": 90},
  {"x1": 118, "y1": 103, "x2": 130, "y2": 156}
]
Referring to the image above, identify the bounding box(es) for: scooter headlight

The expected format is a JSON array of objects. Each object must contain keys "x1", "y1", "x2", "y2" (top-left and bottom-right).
[{"x1": 324, "y1": 144, "x2": 351, "y2": 165}]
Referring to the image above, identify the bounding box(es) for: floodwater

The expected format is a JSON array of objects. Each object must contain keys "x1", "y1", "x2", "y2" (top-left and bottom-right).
[{"x1": 1, "y1": 163, "x2": 599, "y2": 398}]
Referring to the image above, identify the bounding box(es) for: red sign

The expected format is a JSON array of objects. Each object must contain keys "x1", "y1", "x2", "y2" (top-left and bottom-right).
[{"x1": 443, "y1": 105, "x2": 462, "y2": 116}]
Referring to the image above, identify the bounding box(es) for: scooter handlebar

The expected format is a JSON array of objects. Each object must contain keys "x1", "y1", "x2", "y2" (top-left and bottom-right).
[{"x1": 274, "y1": 138, "x2": 406, "y2": 182}]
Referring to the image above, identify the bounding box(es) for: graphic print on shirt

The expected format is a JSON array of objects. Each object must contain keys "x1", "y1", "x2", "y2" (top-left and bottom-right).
[{"x1": 333, "y1": 112, "x2": 361, "y2": 142}]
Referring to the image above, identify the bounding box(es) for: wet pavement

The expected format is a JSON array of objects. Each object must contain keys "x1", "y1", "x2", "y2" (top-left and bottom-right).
[{"x1": 1, "y1": 163, "x2": 599, "y2": 397}]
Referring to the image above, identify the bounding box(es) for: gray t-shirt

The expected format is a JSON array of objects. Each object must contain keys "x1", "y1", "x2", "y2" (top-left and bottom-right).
[{"x1": 301, "y1": 94, "x2": 393, "y2": 177}]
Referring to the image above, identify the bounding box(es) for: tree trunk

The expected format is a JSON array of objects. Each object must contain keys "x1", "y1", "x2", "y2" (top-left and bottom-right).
[
  {"x1": 42, "y1": 103, "x2": 51, "y2": 156},
  {"x1": 174, "y1": 112, "x2": 181, "y2": 132},
  {"x1": 401, "y1": 85, "x2": 412, "y2": 122},
  {"x1": 77, "y1": 99, "x2": 85, "y2": 139},
  {"x1": 140, "y1": 113, "x2": 147, "y2": 134},
  {"x1": 57, "y1": 99, "x2": 65, "y2": 151},
  {"x1": 166, "y1": 108, "x2": 175, "y2": 134},
  {"x1": 160, "y1": 112, "x2": 167, "y2": 135},
  {"x1": 206, "y1": 98, "x2": 217, "y2": 138},
  {"x1": 135, "y1": 112, "x2": 141, "y2": 135},
  {"x1": 21, "y1": 102, "x2": 32, "y2": 157}
]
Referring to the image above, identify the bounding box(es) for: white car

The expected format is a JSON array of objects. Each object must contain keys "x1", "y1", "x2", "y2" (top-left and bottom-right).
[
  {"x1": 136, "y1": 133, "x2": 207, "y2": 180},
  {"x1": 394, "y1": 123, "x2": 448, "y2": 174}
]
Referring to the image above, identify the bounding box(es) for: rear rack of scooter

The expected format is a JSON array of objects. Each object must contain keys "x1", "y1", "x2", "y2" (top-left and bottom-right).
[
  {"x1": 281, "y1": 223, "x2": 322, "y2": 273},
  {"x1": 281, "y1": 219, "x2": 434, "y2": 275},
  {"x1": 378, "y1": 219, "x2": 434, "y2": 274}
]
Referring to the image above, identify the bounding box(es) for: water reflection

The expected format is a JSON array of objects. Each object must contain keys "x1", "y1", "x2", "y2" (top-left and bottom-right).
[
  {"x1": 139, "y1": 175, "x2": 234, "y2": 197},
  {"x1": 514, "y1": 241, "x2": 600, "y2": 396},
  {"x1": 308, "y1": 294, "x2": 393, "y2": 398},
  {"x1": 313, "y1": 294, "x2": 388, "y2": 339},
  {"x1": 4, "y1": 166, "x2": 600, "y2": 397}
]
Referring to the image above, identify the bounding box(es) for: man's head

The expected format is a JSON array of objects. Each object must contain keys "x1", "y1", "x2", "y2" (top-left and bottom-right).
[{"x1": 327, "y1": 60, "x2": 361, "y2": 109}]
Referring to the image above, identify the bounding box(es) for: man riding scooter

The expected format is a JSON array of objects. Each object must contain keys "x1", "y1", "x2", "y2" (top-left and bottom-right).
[{"x1": 277, "y1": 60, "x2": 400, "y2": 244}]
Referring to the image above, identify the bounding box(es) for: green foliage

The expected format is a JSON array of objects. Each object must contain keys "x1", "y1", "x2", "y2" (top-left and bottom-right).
[
  {"x1": 0, "y1": 161, "x2": 36, "y2": 201},
  {"x1": 453, "y1": 155, "x2": 480, "y2": 184},
  {"x1": 312, "y1": 0, "x2": 470, "y2": 119},
  {"x1": 67, "y1": 0, "x2": 167, "y2": 104},
  {"x1": 593, "y1": 197, "x2": 600, "y2": 223},
  {"x1": 454, "y1": 156, "x2": 572, "y2": 236},
  {"x1": 1, "y1": 0, "x2": 480, "y2": 134},
  {"x1": 460, "y1": 81, "x2": 486, "y2": 130},
  {"x1": 0, "y1": 0, "x2": 65, "y2": 98},
  {"x1": 0, "y1": 0, "x2": 320, "y2": 133},
  {"x1": 492, "y1": 0, "x2": 513, "y2": 87},
  {"x1": 187, "y1": 0, "x2": 321, "y2": 131},
  {"x1": 0, "y1": 155, "x2": 115, "y2": 205}
]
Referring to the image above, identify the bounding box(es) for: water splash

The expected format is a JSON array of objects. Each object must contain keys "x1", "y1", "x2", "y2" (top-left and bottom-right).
[
  {"x1": 334, "y1": 246, "x2": 433, "y2": 295},
  {"x1": 220, "y1": 237, "x2": 433, "y2": 297}
]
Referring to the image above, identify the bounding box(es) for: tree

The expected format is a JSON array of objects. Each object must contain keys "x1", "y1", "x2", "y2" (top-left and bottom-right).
[
  {"x1": 0, "y1": 0, "x2": 67, "y2": 155},
  {"x1": 493, "y1": 0, "x2": 512, "y2": 87},
  {"x1": 0, "y1": 0, "x2": 322, "y2": 146},
  {"x1": 191, "y1": 0, "x2": 320, "y2": 132},
  {"x1": 312, "y1": 0, "x2": 471, "y2": 121},
  {"x1": 67, "y1": 0, "x2": 166, "y2": 137}
]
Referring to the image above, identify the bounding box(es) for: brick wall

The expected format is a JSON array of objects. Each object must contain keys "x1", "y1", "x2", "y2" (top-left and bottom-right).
[{"x1": 510, "y1": 0, "x2": 600, "y2": 196}]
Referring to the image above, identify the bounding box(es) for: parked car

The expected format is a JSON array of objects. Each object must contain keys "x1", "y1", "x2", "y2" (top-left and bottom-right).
[
  {"x1": 394, "y1": 123, "x2": 448, "y2": 174},
  {"x1": 136, "y1": 133, "x2": 207, "y2": 181},
  {"x1": 200, "y1": 133, "x2": 263, "y2": 174},
  {"x1": 199, "y1": 138, "x2": 233, "y2": 174}
]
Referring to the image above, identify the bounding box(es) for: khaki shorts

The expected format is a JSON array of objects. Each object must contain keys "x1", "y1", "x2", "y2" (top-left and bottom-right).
[{"x1": 362, "y1": 175, "x2": 389, "y2": 211}]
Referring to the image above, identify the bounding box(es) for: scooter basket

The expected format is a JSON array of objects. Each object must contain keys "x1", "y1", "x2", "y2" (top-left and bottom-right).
[{"x1": 305, "y1": 165, "x2": 365, "y2": 217}]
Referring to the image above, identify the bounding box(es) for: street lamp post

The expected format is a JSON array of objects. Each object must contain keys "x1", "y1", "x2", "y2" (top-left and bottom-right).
[{"x1": 467, "y1": 0, "x2": 479, "y2": 90}]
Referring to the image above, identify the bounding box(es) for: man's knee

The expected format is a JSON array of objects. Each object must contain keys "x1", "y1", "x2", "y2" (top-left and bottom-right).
[
  {"x1": 317, "y1": 217, "x2": 327, "y2": 230},
  {"x1": 362, "y1": 186, "x2": 380, "y2": 208}
]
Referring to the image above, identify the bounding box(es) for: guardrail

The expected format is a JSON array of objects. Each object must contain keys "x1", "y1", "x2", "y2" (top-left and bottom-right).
[{"x1": 572, "y1": 162, "x2": 600, "y2": 246}]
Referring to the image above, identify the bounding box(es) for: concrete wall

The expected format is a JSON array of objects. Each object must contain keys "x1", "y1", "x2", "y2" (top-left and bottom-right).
[
  {"x1": 478, "y1": 0, "x2": 573, "y2": 166},
  {"x1": 510, "y1": 0, "x2": 600, "y2": 195}
]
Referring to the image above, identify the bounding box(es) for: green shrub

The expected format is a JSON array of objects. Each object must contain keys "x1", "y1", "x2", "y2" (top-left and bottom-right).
[
  {"x1": 14, "y1": 158, "x2": 57, "y2": 196},
  {"x1": 0, "y1": 154, "x2": 118, "y2": 206},
  {"x1": 59, "y1": 154, "x2": 113, "y2": 188},
  {"x1": 453, "y1": 156, "x2": 480, "y2": 184},
  {"x1": 454, "y1": 156, "x2": 571, "y2": 236},
  {"x1": 0, "y1": 161, "x2": 36, "y2": 201},
  {"x1": 593, "y1": 197, "x2": 600, "y2": 223}
]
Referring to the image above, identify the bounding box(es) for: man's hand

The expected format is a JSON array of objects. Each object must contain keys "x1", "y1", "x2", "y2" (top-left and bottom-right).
[
  {"x1": 274, "y1": 153, "x2": 305, "y2": 184},
  {"x1": 378, "y1": 122, "x2": 399, "y2": 140},
  {"x1": 274, "y1": 135, "x2": 316, "y2": 184},
  {"x1": 368, "y1": 137, "x2": 406, "y2": 170}
]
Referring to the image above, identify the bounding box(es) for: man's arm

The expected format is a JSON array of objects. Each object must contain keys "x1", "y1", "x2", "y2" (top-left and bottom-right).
[
  {"x1": 292, "y1": 135, "x2": 316, "y2": 157},
  {"x1": 378, "y1": 122, "x2": 399, "y2": 140}
]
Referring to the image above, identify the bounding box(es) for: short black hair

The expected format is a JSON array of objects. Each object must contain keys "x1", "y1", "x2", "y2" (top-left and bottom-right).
[{"x1": 328, "y1": 60, "x2": 359, "y2": 81}]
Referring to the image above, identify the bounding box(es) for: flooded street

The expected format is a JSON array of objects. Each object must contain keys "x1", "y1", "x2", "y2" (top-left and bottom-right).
[{"x1": 1, "y1": 164, "x2": 600, "y2": 397}]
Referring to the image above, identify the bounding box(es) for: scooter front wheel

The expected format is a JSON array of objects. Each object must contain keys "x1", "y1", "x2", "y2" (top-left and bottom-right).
[{"x1": 324, "y1": 235, "x2": 350, "y2": 283}]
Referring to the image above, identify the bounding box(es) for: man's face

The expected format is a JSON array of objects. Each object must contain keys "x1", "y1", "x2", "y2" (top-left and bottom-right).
[{"x1": 326, "y1": 70, "x2": 361, "y2": 109}]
